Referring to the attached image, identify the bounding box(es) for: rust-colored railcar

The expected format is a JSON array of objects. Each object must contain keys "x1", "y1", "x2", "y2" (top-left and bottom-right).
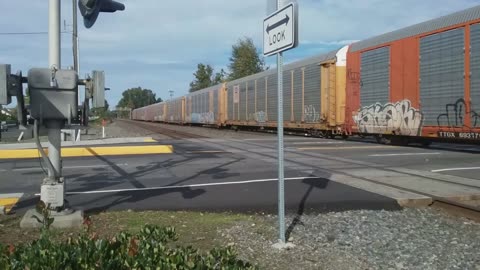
[{"x1": 346, "y1": 6, "x2": 480, "y2": 142}]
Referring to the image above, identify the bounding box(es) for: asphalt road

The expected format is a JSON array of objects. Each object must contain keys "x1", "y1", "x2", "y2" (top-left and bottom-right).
[
  {"x1": 0, "y1": 126, "x2": 19, "y2": 141},
  {"x1": 2, "y1": 134, "x2": 480, "y2": 214}
]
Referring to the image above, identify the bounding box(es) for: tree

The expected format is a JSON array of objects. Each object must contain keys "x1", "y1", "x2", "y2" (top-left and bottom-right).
[
  {"x1": 213, "y1": 69, "x2": 227, "y2": 85},
  {"x1": 117, "y1": 87, "x2": 160, "y2": 109},
  {"x1": 0, "y1": 106, "x2": 16, "y2": 122},
  {"x1": 189, "y1": 64, "x2": 216, "y2": 92},
  {"x1": 189, "y1": 65, "x2": 226, "y2": 93},
  {"x1": 91, "y1": 100, "x2": 110, "y2": 118},
  {"x1": 228, "y1": 37, "x2": 265, "y2": 81}
]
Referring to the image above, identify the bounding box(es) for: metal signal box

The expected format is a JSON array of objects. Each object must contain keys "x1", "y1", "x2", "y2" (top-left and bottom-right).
[
  {"x1": 28, "y1": 68, "x2": 78, "y2": 121},
  {"x1": 0, "y1": 64, "x2": 11, "y2": 105},
  {"x1": 92, "y1": 70, "x2": 105, "y2": 108}
]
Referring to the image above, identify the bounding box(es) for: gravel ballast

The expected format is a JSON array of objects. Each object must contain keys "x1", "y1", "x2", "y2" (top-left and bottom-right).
[{"x1": 222, "y1": 208, "x2": 480, "y2": 270}]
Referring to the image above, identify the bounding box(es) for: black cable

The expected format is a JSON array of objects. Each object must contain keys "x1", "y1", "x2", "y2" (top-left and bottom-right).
[
  {"x1": 0, "y1": 31, "x2": 70, "y2": 36},
  {"x1": 37, "y1": 146, "x2": 48, "y2": 177},
  {"x1": 35, "y1": 123, "x2": 48, "y2": 177},
  {"x1": 34, "y1": 120, "x2": 52, "y2": 177}
]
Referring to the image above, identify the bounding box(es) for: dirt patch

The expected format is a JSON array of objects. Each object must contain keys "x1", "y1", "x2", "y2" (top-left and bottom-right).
[{"x1": 0, "y1": 211, "x2": 261, "y2": 251}]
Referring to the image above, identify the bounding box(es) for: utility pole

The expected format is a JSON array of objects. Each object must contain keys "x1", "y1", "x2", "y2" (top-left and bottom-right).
[
  {"x1": 72, "y1": 0, "x2": 80, "y2": 142},
  {"x1": 73, "y1": 0, "x2": 79, "y2": 73},
  {"x1": 169, "y1": 90, "x2": 174, "y2": 100}
]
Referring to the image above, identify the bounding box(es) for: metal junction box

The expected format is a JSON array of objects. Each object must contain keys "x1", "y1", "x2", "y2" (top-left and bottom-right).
[
  {"x1": 92, "y1": 70, "x2": 105, "y2": 108},
  {"x1": 28, "y1": 68, "x2": 78, "y2": 121},
  {"x1": 0, "y1": 64, "x2": 11, "y2": 105}
]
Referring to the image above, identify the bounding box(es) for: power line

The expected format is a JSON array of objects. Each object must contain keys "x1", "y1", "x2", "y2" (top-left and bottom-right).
[{"x1": 0, "y1": 31, "x2": 70, "y2": 36}]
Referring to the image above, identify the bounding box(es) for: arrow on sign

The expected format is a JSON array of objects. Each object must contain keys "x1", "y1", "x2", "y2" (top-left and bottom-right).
[{"x1": 266, "y1": 15, "x2": 290, "y2": 34}]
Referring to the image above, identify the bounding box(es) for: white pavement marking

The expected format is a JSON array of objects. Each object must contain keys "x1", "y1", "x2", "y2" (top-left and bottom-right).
[
  {"x1": 243, "y1": 138, "x2": 312, "y2": 141},
  {"x1": 0, "y1": 169, "x2": 6, "y2": 172},
  {"x1": 369, "y1": 152, "x2": 441, "y2": 157},
  {"x1": 292, "y1": 142, "x2": 344, "y2": 145},
  {"x1": 0, "y1": 193, "x2": 23, "y2": 199},
  {"x1": 34, "y1": 176, "x2": 320, "y2": 196},
  {"x1": 243, "y1": 138, "x2": 278, "y2": 141},
  {"x1": 431, "y1": 167, "x2": 480, "y2": 173},
  {"x1": 12, "y1": 163, "x2": 128, "y2": 172}
]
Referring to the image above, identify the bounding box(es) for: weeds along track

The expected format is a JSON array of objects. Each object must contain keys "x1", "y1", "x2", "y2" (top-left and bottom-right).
[{"x1": 121, "y1": 120, "x2": 208, "y2": 140}]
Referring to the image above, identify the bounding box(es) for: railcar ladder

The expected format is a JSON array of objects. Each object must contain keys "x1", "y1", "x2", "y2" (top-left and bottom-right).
[{"x1": 328, "y1": 64, "x2": 336, "y2": 127}]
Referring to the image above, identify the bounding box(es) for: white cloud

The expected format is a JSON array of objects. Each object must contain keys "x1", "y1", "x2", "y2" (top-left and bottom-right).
[{"x1": 1, "y1": 0, "x2": 479, "y2": 106}]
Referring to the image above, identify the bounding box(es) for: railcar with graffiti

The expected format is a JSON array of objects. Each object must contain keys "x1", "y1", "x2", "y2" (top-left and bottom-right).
[{"x1": 133, "y1": 5, "x2": 480, "y2": 143}]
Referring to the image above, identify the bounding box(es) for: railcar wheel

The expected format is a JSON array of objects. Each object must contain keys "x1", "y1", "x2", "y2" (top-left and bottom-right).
[
  {"x1": 421, "y1": 140, "x2": 432, "y2": 147},
  {"x1": 315, "y1": 130, "x2": 327, "y2": 138},
  {"x1": 390, "y1": 136, "x2": 408, "y2": 146},
  {"x1": 375, "y1": 135, "x2": 391, "y2": 144}
]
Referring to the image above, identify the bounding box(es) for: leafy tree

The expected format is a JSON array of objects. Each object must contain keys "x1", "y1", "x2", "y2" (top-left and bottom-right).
[
  {"x1": 0, "y1": 106, "x2": 16, "y2": 122},
  {"x1": 117, "y1": 87, "x2": 160, "y2": 109},
  {"x1": 189, "y1": 64, "x2": 217, "y2": 92},
  {"x1": 228, "y1": 37, "x2": 265, "y2": 80},
  {"x1": 24, "y1": 88, "x2": 30, "y2": 106},
  {"x1": 0, "y1": 105, "x2": 5, "y2": 122},
  {"x1": 213, "y1": 69, "x2": 227, "y2": 85},
  {"x1": 91, "y1": 100, "x2": 110, "y2": 118}
]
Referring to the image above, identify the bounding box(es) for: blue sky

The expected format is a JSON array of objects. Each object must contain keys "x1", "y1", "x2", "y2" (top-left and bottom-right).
[{"x1": 1, "y1": 0, "x2": 480, "y2": 108}]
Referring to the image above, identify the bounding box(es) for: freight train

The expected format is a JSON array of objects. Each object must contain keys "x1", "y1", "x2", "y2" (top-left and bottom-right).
[{"x1": 133, "y1": 5, "x2": 480, "y2": 145}]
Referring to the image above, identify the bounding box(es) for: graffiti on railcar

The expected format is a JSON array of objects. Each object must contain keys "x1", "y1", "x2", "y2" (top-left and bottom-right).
[
  {"x1": 154, "y1": 115, "x2": 165, "y2": 122},
  {"x1": 304, "y1": 105, "x2": 320, "y2": 123},
  {"x1": 253, "y1": 111, "x2": 266, "y2": 123},
  {"x1": 354, "y1": 100, "x2": 423, "y2": 136},
  {"x1": 191, "y1": 112, "x2": 215, "y2": 124},
  {"x1": 437, "y1": 98, "x2": 480, "y2": 128}
]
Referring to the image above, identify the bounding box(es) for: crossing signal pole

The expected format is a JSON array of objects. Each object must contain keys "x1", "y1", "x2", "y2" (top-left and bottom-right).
[{"x1": 0, "y1": 0, "x2": 126, "y2": 228}]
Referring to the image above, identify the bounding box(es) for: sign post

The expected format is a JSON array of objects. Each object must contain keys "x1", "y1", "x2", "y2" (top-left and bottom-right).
[{"x1": 263, "y1": 1, "x2": 298, "y2": 246}]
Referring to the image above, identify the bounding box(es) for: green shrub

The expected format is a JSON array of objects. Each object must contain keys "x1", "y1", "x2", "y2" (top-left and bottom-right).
[{"x1": 0, "y1": 225, "x2": 257, "y2": 270}]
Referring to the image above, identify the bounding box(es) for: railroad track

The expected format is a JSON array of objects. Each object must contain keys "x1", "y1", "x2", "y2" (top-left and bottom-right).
[
  {"x1": 211, "y1": 135, "x2": 480, "y2": 221},
  {"x1": 123, "y1": 119, "x2": 480, "y2": 221},
  {"x1": 120, "y1": 120, "x2": 207, "y2": 140}
]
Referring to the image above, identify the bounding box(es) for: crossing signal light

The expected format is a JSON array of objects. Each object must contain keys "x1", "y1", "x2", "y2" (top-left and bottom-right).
[{"x1": 79, "y1": 0, "x2": 125, "y2": 28}]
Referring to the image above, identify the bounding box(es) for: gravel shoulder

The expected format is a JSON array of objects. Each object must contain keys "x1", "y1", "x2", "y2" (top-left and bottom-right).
[{"x1": 223, "y1": 208, "x2": 480, "y2": 270}]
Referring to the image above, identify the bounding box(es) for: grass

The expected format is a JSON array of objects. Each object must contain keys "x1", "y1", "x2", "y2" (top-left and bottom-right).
[{"x1": 0, "y1": 210, "x2": 268, "y2": 251}]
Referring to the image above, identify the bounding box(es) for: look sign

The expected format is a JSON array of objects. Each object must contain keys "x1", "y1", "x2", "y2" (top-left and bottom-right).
[{"x1": 263, "y1": 3, "x2": 298, "y2": 57}]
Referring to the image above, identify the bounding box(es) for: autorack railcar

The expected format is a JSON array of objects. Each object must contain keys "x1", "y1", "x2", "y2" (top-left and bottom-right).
[
  {"x1": 346, "y1": 5, "x2": 480, "y2": 144},
  {"x1": 224, "y1": 46, "x2": 348, "y2": 137},
  {"x1": 133, "y1": 5, "x2": 480, "y2": 144}
]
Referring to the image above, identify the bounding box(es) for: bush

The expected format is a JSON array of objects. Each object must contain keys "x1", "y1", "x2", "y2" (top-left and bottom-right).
[{"x1": 0, "y1": 225, "x2": 256, "y2": 270}]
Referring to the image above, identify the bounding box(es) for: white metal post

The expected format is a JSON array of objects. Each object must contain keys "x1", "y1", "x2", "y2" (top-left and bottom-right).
[
  {"x1": 47, "y1": 0, "x2": 62, "y2": 180},
  {"x1": 48, "y1": 0, "x2": 62, "y2": 179},
  {"x1": 276, "y1": 0, "x2": 286, "y2": 244},
  {"x1": 41, "y1": 0, "x2": 65, "y2": 210},
  {"x1": 49, "y1": 0, "x2": 61, "y2": 70},
  {"x1": 47, "y1": 121, "x2": 62, "y2": 178}
]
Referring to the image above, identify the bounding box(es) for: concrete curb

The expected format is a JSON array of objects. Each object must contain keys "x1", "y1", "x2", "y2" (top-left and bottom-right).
[
  {"x1": 0, "y1": 144, "x2": 173, "y2": 159},
  {"x1": 0, "y1": 193, "x2": 23, "y2": 215},
  {"x1": 0, "y1": 137, "x2": 157, "y2": 150}
]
